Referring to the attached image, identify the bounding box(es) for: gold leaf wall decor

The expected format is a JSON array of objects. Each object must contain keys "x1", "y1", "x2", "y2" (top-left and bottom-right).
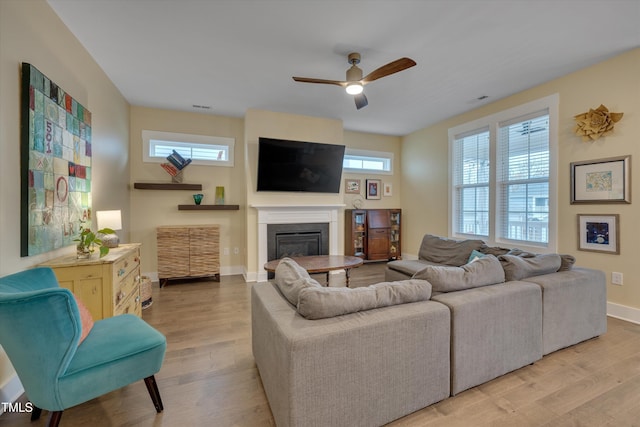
[{"x1": 574, "y1": 104, "x2": 623, "y2": 142}]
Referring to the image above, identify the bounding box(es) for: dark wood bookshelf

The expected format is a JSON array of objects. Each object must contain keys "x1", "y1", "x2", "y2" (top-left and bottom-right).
[
  {"x1": 178, "y1": 205, "x2": 240, "y2": 211},
  {"x1": 133, "y1": 183, "x2": 203, "y2": 191}
]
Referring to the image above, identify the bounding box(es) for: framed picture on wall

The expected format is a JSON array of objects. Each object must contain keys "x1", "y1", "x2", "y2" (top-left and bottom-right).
[
  {"x1": 345, "y1": 179, "x2": 360, "y2": 194},
  {"x1": 577, "y1": 213, "x2": 619, "y2": 254},
  {"x1": 570, "y1": 155, "x2": 631, "y2": 204},
  {"x1": 383, "y1": 182, "x2": 393, "y2": 197},
  {"x1": 366, "y1": 179, "x2": 381, "y2": 200}
]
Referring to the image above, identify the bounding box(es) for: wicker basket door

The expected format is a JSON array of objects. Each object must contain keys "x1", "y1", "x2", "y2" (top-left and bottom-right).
[
  {"x1": 189, "y1": 226, "x2": 220, "y2": 278},
  {"x1": 157, "y1": 226, "x2": 190, "y2": 280}
]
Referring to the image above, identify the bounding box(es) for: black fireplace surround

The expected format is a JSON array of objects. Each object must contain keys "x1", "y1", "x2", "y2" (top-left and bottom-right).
[{"x1": 267, "y1": 223, "x2": 329, "y2": 262}]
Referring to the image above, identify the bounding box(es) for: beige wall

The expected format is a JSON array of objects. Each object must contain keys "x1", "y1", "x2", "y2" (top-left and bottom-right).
[
  {"x1": 129, "y1": 106, "x2": 246, "y2": 275},
  {"x1": 402, "y1": 48, "x2": 640, "y2": 311},
  {"x1": 0, "y1": 0, "x2": 130, "y2": 397}
]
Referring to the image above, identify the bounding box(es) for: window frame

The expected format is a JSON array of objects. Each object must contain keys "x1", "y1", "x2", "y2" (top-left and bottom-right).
[
  {"x1": 343, "y1": 148, "x2": 393, "y2": 175},
  {"x1": 448, "y1": 94, "x2": 559, "y2": 252},
  {"x1": 142, "y1": 130, "x2": 235, "y2": 167}
]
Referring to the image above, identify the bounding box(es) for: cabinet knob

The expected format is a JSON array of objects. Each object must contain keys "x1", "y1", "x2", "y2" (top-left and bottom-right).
[{"x1": 118, "y1": 268, "x2": 126, "y2": 276}]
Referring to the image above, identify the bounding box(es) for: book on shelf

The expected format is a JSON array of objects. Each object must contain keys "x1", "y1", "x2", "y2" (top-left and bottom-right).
[
  {"x1": 166, "y1": 150, "x2": 192, "y2": 170},
  {"x1": 160, "y1": 163, "x2": 180, "y2": 177}
]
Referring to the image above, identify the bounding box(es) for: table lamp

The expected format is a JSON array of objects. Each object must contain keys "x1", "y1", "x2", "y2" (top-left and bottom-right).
[{"x1": 96, "y1": 210, "x2": 122, "y2": 248}]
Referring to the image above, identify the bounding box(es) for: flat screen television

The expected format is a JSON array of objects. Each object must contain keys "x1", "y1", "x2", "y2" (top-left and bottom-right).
[{"x1": 257, "y1": 137, "x2": 345, "y2": 193}]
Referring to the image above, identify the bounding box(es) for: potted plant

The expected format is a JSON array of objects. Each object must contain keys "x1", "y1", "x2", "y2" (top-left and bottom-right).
[{"x1": 75, "y1": 225, "x2": 115, "y2": 259}]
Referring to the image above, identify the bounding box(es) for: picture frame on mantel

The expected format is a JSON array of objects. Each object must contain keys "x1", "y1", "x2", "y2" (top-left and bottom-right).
[
  {"x1": 577, "y1": 213, "x2": 620, "y2": 254},
  {"x1": 570, "y1": 155, "x2": 631, "y2": 204}
]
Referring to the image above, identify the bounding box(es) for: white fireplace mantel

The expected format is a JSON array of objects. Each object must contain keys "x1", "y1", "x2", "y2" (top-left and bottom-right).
[{"x1": 252, "y1": 204, "x2": 345, "y2": 282}]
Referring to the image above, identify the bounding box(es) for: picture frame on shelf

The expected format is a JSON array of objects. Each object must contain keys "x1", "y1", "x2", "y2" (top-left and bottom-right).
[
  {"x1": 577, "y1": 214, "x2": 619, "y2": 254},
  {"x1": 345, "y1": 179, "x2": 361, "y2": 194},
  {"x1": 570, "y1": 155, "x2": 631, "y2": 204},
  {"x1": 366, "y1": 179, "x2": 381, "y2": 200}
]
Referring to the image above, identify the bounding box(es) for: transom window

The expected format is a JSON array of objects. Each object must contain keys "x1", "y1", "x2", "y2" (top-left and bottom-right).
[
  {"x1": 449, "y1": 94, "x2": 558, "y2": 251},
  {"x1": 142, "y1": 130, "x2": 235, "y2": 167},
  {"x1": 343, "y1": 148, "x2": 393, "y2": 174}
]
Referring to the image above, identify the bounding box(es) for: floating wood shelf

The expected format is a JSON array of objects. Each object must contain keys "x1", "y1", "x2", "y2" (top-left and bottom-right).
[
  {"x1": 134, "y1": 183, "x2": 203, "y2": 191},
  {"x1": 178, "y1": 204, "x2": 240, "y2": 211}
]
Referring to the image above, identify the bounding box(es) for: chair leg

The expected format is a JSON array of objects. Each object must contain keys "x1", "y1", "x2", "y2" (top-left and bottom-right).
[
  {"x1": 144, "y1": 375, "x2": 164, "y2": 413},
  {"x1": 30, "y1": 406, "x2": 42, "y2": 421},
  {"x1": 47, "y1": 411, "x2": 63, "y2": 427}
]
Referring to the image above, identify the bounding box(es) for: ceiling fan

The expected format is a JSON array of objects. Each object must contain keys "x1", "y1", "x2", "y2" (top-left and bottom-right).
[{"x1": 293, "y1": 52, "x2": 416, "y2": 110}]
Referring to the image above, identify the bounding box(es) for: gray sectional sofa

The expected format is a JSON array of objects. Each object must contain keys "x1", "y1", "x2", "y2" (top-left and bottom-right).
[{"x1": 251, "y1": 235, "x2": 607, "y2": 427}]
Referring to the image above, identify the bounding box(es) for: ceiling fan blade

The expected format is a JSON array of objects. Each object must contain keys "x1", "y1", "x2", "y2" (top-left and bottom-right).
[
  {"x1": 354, "y1": 93, "x2": 368, "y2": 110},
  {"x1": 361, "y1": 57, "x2": 416, "y2": 84},
  {"x1": 292, "y1": 76, "x2": 347, "y2": 87}
]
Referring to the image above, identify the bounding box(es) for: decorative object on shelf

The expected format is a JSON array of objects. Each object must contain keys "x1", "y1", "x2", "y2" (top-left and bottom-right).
[
  {"x1": 74, "y1": 224, "x2": 115, "y2": 259},
  {"x1": 366, "y1": 179, "x2": 381, "y2": 200},
  {"x1": 161, "y1": 150, "x2": 192, "y2": 183},
  {"x1": 577, "y1": 213, "x2": 619, "y2": 254},
  {"x1": 570, "y1": 155, "x2": 631, "y2": 204},
  {"x1": 574, "y1": 104, "x2": 623, "y2": 142},
  {"x1": 20, "y1": 63, "x2": 93, "y2": 257},
  {"x1": 345, "y1": 179, "x2": 361, "y2": 194},
  {"x1": 383, "y1": 182, "x2": 393, "y2": 197},
  {"x1": 215, "y1": 186, "x2": 225, "y2": 205},
  {"x1": 96, "y1": 210, "x2": 122, "y2": 248},
  {"x1": 193, "y1": 193, "x2": 204, "y2": 205}
]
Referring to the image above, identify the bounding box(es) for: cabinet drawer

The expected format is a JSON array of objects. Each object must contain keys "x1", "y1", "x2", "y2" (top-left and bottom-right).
[
  {"x1": 115, "y1": 290, "x2": 141, "y2": 317},
  {"x1": 114, "y1": 268, "x2": 140, "y2": 308},
  {"x1": 113, "y1": 249, "x2": 140, "y2": 282}
]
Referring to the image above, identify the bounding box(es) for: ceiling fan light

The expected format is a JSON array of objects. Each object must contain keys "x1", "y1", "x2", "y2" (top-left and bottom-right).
[{"x1": 346, "y1": 83, "x2": 363, "y2": 95}]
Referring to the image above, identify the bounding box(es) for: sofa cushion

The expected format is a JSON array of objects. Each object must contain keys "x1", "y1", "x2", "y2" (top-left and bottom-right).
[
  {"x1": 418, "y1": 234, "x2": 486, "y2": 266},
  {"x1": 559, "y1": 254, "x2": 576, "y2": 271},
  {"x1": 412, "y1": 254, "x2": 505, "y2": 292},
  {"x1": 498, "y1": 253, "x2": 562, "y2": 281},
  {"x1": 274, "y1": 258, "x2": 322, "y2": 306},
  {"x1": 73, "y1": 293, "x2": 94, "y2": 345},
  {"x1": 386, "y1": 259, "x2": 441, "y2": 277},
  {"x1": 296, "y1": 279, "x2": 432, "y2": 320}
]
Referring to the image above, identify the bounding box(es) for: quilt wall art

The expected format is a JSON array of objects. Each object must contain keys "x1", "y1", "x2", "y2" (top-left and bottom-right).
[{"x1": 20, "y1": 63, "x2": 92, "y2": 257}]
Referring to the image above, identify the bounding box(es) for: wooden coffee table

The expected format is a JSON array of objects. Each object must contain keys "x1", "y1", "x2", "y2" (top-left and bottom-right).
[{"x1": 264, "y1": 255, "x2": 364, "y2": 287}]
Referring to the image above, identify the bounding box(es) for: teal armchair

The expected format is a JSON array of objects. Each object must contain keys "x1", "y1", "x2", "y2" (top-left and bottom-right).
[{"x1": 0, "y1": 267, "x2": 166, "y2": 426}]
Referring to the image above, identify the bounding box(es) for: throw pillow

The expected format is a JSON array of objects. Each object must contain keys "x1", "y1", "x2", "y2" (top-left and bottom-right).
[
  {"x1": 274, "y1": 258, "x2": 321, "y2": 306},
  {"x1": 418, "y1": 234, "x2": 486, "y2": 266},
  {"x1": 297, "y1": 279, "x2": 432, "y2": 320},
  {"x1": 468, "y1": 249, "x2": 486, "y2": 263},
  {"x1": 73, "y1": 293, "x2": 94, "y2": 345},
  {"x1": 412, "y1": 254, "x2": 505, "y2": 292},
  {"x1": 558, "y1": 254, "x2": 576, "y2": 271},
  {"x1": 498, "y1": 253, "x2": 562, "y2": 281}
]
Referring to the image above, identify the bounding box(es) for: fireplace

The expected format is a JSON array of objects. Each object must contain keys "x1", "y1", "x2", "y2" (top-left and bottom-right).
[
  {"x1": 252, "y1": 204, "x2": 343, "y2": 282},
  {"x1": 268, "y1": 222, "x2": 329, "y2": 258}
]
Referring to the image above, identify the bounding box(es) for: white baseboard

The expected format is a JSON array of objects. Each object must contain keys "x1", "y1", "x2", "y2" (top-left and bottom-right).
[
  {"x1": 607, "y1": 302, "x2": 640, "y2": 325},
  {"x1": 0, "y1": 374, "x2": 23, "y2": 415}
]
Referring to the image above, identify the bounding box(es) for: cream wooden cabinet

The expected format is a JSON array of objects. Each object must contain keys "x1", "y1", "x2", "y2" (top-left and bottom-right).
[
  {"x1": 39, "y1": 243, "x2": 142, "y2": 320},
  {"x1": 156, "y1": 225, "x2": 220, "y2": 286}
]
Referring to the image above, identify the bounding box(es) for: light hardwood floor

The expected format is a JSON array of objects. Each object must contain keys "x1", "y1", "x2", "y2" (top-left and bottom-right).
[{"x1": 3, "y1": 263, "x2": 640, "y2": 426}]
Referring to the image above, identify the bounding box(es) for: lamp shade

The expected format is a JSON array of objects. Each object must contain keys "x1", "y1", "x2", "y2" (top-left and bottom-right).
[{"x1": 96, "y1": 210, "x2": 122, "y2": 231}]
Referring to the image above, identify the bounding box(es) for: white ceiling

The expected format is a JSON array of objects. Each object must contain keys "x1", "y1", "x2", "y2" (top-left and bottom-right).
[{"x1": 47, "y1": 0, "x2": 639, "y2": 136}]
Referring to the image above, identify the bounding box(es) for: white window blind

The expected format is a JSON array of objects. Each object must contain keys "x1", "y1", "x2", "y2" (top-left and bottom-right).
[
  {"x1": 142, "y1": 130, "x2": 235, "y2": 167},
  {"x1": 452, "y1": 128, "x2": 490, "y2": 236},
  {"x1": 497, "y1": 112, "x2": 550, "y2": 244},
  {"x1": 343, "y1": 148, "x2": 393, "y2": 174}
]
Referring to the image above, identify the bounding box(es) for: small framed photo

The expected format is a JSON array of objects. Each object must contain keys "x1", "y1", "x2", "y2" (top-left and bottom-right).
[
  {"x1": 383, "y1": 182, "x2": 393, "y2": 197},
  {"x1": 345, "y1": 179, "x2": 360, "y2": 194},
  {"x1": 577, "y1": 214, "x2": 620, "y2": 254},
  {"x1": 570, "y1": 155, "x2": 631, "y2": 204},
  {"x1": 366, "y1": 179, "x2": 381, "y2": 200}
]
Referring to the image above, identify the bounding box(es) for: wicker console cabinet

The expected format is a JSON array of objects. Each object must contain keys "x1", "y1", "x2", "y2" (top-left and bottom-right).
[
  {"x1": 39, "y1": 243, "x2": 142, "y2": 320},
  {"x1": 156, "y1": 225, "x2": 220, "y2": 286}
]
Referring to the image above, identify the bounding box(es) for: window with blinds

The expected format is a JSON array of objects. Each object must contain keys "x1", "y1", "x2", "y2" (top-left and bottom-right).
[
  {"x1": 497, "y1": 113, "x2": 550, "y2": 244},
  {"x1": 448, "y1": 94, "x2": 558, "y2": 251},
  {"x1": 142, "y1": 130, "x2": 235, "y2": 167},
  {"x1": 452, "y1": 129, "x2": 490, "y2": 236}
]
